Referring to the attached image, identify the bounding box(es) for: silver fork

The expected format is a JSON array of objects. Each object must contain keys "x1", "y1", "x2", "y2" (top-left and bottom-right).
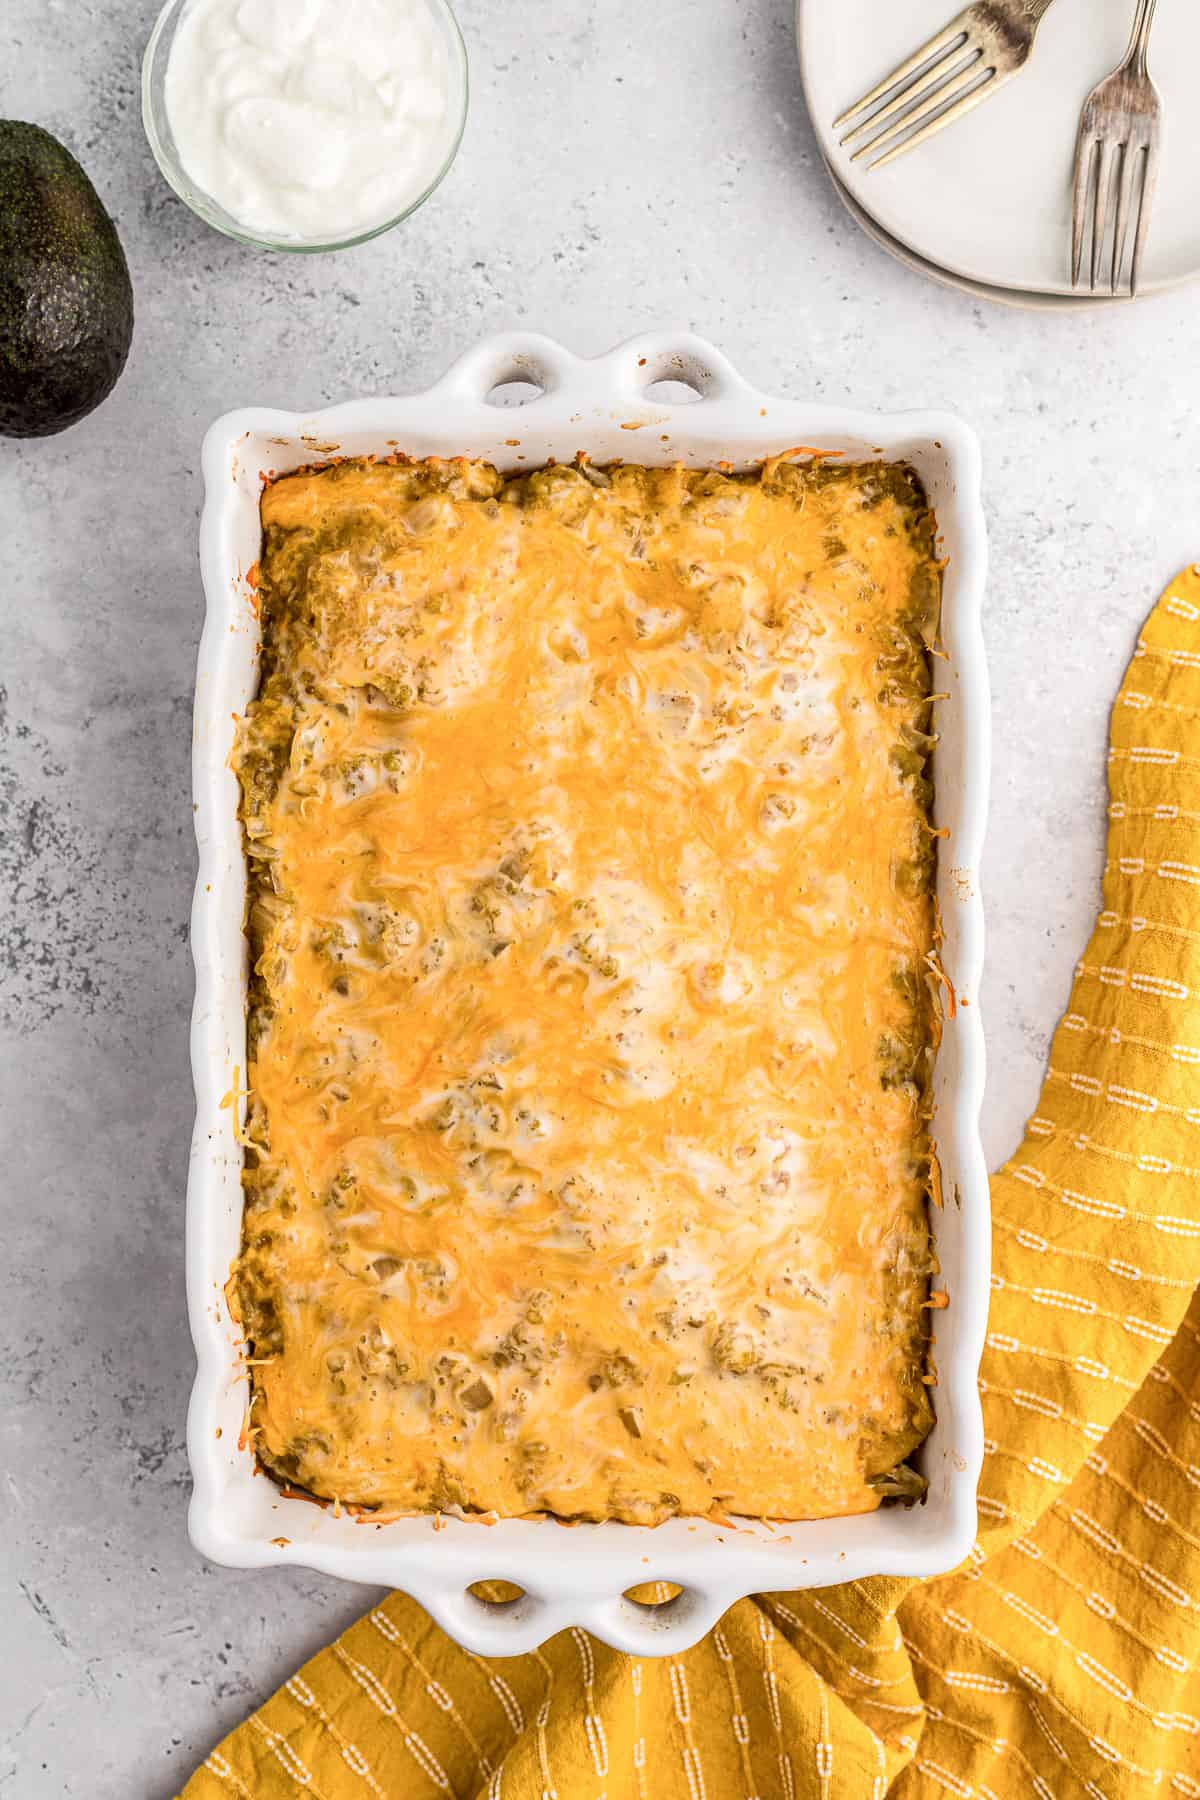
[
  {"x1": 1071, "y1": 0, "x2": 1162, "y2": 296},
  {"x1": 835, "y1": 0, "x2": 1060, "y2": 172}
]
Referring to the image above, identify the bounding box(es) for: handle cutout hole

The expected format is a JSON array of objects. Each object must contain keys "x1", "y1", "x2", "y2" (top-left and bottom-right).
[
  {"x1": 467, "y1": 1579, "x2": 526, "y2": 1606},
  {"x1": 485, "y1": 380, "x2": 545, "y2": 409},
  {"x1": 641, "y1": 377, "x2": 704, "y2": 406},
  {"x1": 623, "y1": 1581, "x2": 684, "y2": 1608}
]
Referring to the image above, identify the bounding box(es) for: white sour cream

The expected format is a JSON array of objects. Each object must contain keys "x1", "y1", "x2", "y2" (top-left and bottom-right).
[{"x1": 164, "y1": 0, "x2": 459, "y2": 242}]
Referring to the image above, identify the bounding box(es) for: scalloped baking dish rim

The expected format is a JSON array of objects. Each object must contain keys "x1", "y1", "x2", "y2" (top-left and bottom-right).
[{"x1": 188, "y1": 329, "x2": 990, "y2": 1657}]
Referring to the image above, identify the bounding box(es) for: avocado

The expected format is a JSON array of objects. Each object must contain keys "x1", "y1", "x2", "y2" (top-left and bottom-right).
[{"x1": 0, "y1": 121, "x2": 134, "y2": 438}]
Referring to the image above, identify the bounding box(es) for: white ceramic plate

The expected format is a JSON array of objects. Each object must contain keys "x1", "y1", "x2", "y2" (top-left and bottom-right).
[
  {"x1": 824, "y1": 157, "x2": 1119, "y2": 311},
  {"x1": 800, "y1": 0, "x2": 1199, "y2": 297},
  {"x1": 188, "y1": 332, "x2": 990, "y2": 1656}
]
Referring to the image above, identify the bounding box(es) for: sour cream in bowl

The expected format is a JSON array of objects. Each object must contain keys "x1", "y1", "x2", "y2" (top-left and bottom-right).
[{"x1": 142, "y1": 0, "x2": 467, "y2": 251}]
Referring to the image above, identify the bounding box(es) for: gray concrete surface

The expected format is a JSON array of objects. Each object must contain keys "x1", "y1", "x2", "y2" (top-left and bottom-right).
[{"x1": 2, "y1": 1, "x2": 1199, "y2": 1793}]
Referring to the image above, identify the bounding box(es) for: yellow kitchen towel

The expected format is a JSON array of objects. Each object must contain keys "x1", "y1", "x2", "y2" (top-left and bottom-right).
[{"x1": 183, "y1": 569, "x2": 1200, "y2": 1800}]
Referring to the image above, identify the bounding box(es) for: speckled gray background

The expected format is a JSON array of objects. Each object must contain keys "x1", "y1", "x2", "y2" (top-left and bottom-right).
[{"x1": 2, "y1": 1, "x2": 1198, "y2": 1793}]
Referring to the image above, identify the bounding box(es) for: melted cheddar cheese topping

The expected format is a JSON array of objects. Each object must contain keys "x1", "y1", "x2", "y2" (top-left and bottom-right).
[{"x1": 235, "y1": 455, "x2": 940, "y2": 1524}]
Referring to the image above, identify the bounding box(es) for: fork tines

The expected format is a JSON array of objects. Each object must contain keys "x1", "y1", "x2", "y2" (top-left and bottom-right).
[
  {"x1": 1074, "y1": 141, "x2": 1138, "y2": 294},
  {"x1": 1072, "y1": 124, "x2": 1161, "y2": 296},
  {"x1": 834, "y1": 5, "x2": 1021, "y2": 171}
]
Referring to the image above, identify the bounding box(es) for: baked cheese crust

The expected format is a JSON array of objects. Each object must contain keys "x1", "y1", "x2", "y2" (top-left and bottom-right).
[{"x1": 234, "y1": 454, "x2": 940, "y2": 1523}]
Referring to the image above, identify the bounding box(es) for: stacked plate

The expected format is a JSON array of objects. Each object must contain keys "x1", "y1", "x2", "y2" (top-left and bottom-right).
[{"x1": 797, "y1": 0, "x2": 1200, "y2": 308}]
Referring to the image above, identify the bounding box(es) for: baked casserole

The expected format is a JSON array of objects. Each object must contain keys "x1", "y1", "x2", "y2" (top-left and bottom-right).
[{"x1": 233, "y1": 453, "x2": 941, "y2": 1525}]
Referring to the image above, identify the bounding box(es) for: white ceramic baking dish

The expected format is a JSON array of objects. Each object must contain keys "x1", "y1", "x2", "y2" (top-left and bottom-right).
[{"x1": 188, "y1": 330, "x2": 990, "y2": 1656}]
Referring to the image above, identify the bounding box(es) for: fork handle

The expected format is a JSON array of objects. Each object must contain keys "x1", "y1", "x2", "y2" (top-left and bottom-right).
[
  {"x1": 1022, "y1": 0, "x2": 1060, "y2": 19},
  {"x1": 1124, "y1": 0, "x2": 1159, "y2": 73}
]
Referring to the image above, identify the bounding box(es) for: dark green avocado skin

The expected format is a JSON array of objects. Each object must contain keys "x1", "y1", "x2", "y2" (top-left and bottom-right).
[{"x1": 0, "y1": 121, "x2": 134, "y2": 438}]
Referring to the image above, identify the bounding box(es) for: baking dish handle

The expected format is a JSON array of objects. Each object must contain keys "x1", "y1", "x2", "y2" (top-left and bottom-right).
[
  {"x1": 431, "y1": 330, "x2": 758, "y2": 413},
  {"x1": 434, "y1": 331, "x2": 584, "y2": 404},
  {"x1": 419, "y1": 1576, "x2": 731, "y2": 1657},
  {"x1": 592, "y1": 331, "x2": 754, "y2": 408}
]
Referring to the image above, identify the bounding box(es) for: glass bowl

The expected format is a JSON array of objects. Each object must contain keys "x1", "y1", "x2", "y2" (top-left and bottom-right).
[{"x1": 141, "y1": 0, "x2": 468, "y2": 253}]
